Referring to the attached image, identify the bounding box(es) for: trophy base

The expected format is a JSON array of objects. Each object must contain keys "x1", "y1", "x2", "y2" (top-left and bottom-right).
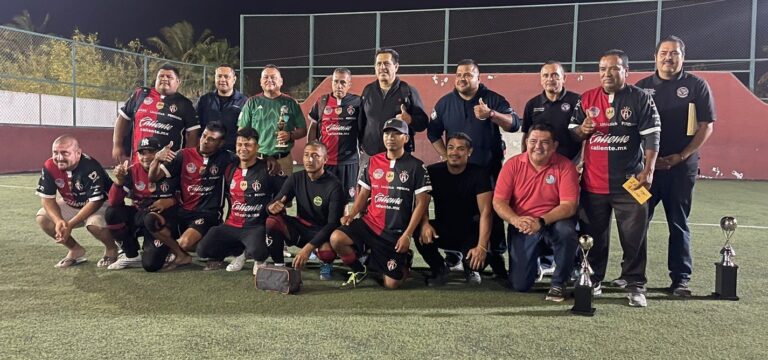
[
  {"x1": 275, "y1": 144, "x2": 289, "y2": 149},
  {"x1": 570, "y1": 285, "x2": 596, "y2": 316},
  {"x1": 713, "y1": 262, "x2": 739, "y2": 301}
]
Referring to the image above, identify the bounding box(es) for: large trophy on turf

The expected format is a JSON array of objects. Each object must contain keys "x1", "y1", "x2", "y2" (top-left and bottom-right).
[
  {"x1": 713, "y1": 216, "x2": 739, "y2": 300},
  {"x1": 571, "y1": 235, "x2": 596, "y2": 316},
  {"x1": 275, "y1": 105, "x2": 289, "y2": 149}
]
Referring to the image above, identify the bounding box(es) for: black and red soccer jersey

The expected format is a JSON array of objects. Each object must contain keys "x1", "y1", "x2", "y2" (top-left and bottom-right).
[
  {"x1": 160, "y1": 149, "x2": 236, "y2": 215},
  {"x1": 569, "y1": 85, "x2": 661, "y2": 194},
  {"x1": 121, "y1": 165, "x2": 178, "y2": 210},
  {"x1": 120, "y1": 87, "x2": 199, "y2": 153},
  {"x1": 309, "y1": 93, "x2": 361, "y2": 165},
  {"x1": 273, "y1": 170, "x2": 344, "y2": 247},
  {"x1": 224, "y1": 160, "x2": 285, "y2": 228},
  {"x1": 360, "y1": 152, "x2": 432, "y2": 243},
  {"x1": 36, "y1": 154, "x2": 112, "y2": 208}
]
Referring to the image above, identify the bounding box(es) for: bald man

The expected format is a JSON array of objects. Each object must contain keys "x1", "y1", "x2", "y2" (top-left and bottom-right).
[{"x1": 36, "y1": 135, "x2": 118, "y2": 268}]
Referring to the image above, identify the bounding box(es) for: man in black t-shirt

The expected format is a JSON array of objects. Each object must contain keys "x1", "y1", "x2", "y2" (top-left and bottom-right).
[
  {"x1": 36, "y1": 135, "x2": 117, "y2": 268},
  {"x1": 266, "y1": 141, "x2": 345, "y2": 280},
  {"x1": 635, "y1": 36, "x2": 716, "y2": 297},
  {"x1": 418, "y1": 133, "x2": 492, "y2": 286},
  {"x1": 330, "y1": 119, "x2": 431, "y2": 289}
]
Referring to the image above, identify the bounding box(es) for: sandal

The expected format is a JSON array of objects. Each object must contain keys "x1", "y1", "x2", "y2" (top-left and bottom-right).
[
  {"x1": 97, "y1": 255, "x2": 118, "y2": 268},
  {"x1": 55, "y1": 256, "x2": 87, "y2": 269}
]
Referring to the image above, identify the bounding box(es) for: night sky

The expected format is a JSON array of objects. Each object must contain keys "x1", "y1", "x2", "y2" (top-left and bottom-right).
[{"x1": 1, "y1": 0, "x2": 613, "y2": 46}]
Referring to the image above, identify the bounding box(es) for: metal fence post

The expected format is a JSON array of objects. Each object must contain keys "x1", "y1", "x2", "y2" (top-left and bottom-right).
[
  {"x1": 309, "y1": 15, "x2": 315, "y2": 93},
  {"x1": 656, "y1": 0, "x2": 662, "y2": 45},
  {"x1": 443, "y1": 9, "x2": 450, "y2": 74},
  {"x1": 71, "y1": 42, "x2": 77, "y2": 127},
  {"x1": 749, "y1": 0, "x2": 757, "y2": 91},
  {"x1": 571, "y1": 4, "x2": 579, "y2": 73},
  {"x1": 143, "y1": 55, "x2": 148, "y2": 87},
  {"x1": 240, "y1": 15, "x2": 245, "y2": 94},
  {"x1": 375, "y1": 12, "x2": 381, "y2": 50},
  {"x1": 203, "y1": 65, "x2": 207, "y2": 93}
]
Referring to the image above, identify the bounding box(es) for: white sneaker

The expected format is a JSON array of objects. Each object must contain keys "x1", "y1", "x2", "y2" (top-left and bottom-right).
[
  {"x1": 226, "y1": 252, "x2": 247, "y2": 272},
  {"x1": 593, "y1": 283, "x2": 603, "y2": 296},
  {"x1": 628, "y1": 292, "x2": 647, "y2": 307},
  {"x1": 253, "y1": 261, "x2": 266, "y2": 276},
  {"x1": 466, "y1": 271, "x2": 481, "y2": 285},
  {"x1": 107, "y1": 254, "x2": 142, "y2": 270}
]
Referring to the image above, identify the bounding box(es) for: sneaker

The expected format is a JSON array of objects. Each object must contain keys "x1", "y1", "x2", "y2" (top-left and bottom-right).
[
  {"x1": 107, "y1": 254, "x2": 142, "y2": 270},
  {"x1": 226, "y1": 252, "x2": 247, "y2": 272},
  {"x1": 541, "y1": 264, "x2": 556, "y2": 277},
  {"x1": 203, "y1": 261, "x2": 225, "y2": 271},
  {"x1": 466, "y1": 271, "x2": 482, "y2": 285},
  {"x1": 592, "y1": 282, "x2": 603, "y2": 296},
  {"x1": 545, "y1": 285, "x2": 566, "y2": 302},
  {"x1": 426, "y1": 266, "x2": 450, "y2": 287},
  {"x1": 671, "y1": 280, "x2": 692, "y2": 297},
  {"x1": 340, "y1": 267, "x2": 367, "y2": 288},
  {"x1": 611, "y1": 278, "x2": 628, "y2": 288},
  {"x1": 253, "y1": 261, "x2": 266, "y2": 276},
  {"x1": 283, "y1": 246, "x2": 292, "y2": 258},
  {"x1": 319, "y1": 263, "x2": 333, "y2": 281},
  {"x1": 444, "y1": 251, "x2": 463, "y2": 271},
  {"x1": 628, "y1": 291, "x2": 648, "y2": 307}
]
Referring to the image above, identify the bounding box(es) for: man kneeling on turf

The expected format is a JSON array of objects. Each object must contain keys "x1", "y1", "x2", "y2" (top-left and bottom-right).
[
  {"x1": 492, "y1": 123, "x2": 579, "y2": 301},
  {"x1": 105, "y1": 137, "x2": 179, "y2": 271},
  {"x1": 330, "y1": 119, "x2": 431, "y2": 289},
  {"x1": 266, "y1": 141, "x2": 345, "y2": 280},
  {"x1": 196, "y1": 128, "x2": 286, "y2": 273}
]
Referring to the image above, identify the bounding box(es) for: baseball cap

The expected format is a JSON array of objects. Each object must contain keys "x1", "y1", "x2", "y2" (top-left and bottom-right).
[
  {"x1": 137, "y1": 137, "x2": 162, "y2": 152},
  {"x1": 382, "y1": 118, "x2": 409, "y2": 134}
]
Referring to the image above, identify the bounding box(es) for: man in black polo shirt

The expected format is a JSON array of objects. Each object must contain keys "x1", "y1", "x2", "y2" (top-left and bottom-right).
[
  {"x1": 635, "y1": 36, "x2": 716, "y2": 297},
  {"x1": 266, "y1": 141, "x2": 345, "y2": 280},
  {"x1": 522, "y1": 60, "x2": 581, "y2": 279},
  {"x1": 112, "y1": 64, "x2": 200, "y2": 163},
  {"x1": 197, "y1": 64, "x2": 247, "y2": 152},
  {"x1": 427, "y1": 59, "x2": 519, "y2": 278},
  {"x1": 418, "y1": 133, "x2": 492, "y2": 286},
  {"x1": 359, "y1": 48, "x2": 428, "y2": 160},
  {"x1": 307, "y1": 67, "x2": 361, "y2": 202},
  {"x1": 330, "y1": 119, "x2": 431, "y2": 289},
  {"x1": 36, "y1": 135, "x2": 117, "y2": 268}
]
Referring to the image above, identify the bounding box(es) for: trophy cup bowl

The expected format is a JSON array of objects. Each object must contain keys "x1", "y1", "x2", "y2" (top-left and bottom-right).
[{"x1": 714, "y1": 216, "x2": 739, "y2": 300}]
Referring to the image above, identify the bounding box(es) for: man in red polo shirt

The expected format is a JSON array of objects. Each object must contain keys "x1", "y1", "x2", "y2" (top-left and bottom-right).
[{"x1": 493, "y1": 123, "x2": 579, "y2": 302}]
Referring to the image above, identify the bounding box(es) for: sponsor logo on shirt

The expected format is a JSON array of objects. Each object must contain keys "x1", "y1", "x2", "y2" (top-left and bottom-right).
[
  {"x1": 373, "y1": 168, "x2": 384, "y2": 180},
  {"x1": 186, "y1": 163, "x2": 197, "y2": 173},
  {"x1": 386, "y1": 171, "x2": 395, "y2": 183},
  {"x1": 676, "y1": 87, "x2": 689, "y2": 98},
  {"x1": 55, "y1": 178, "x2": 65, "y2": 188},
  {"x1": 313, "y1": 196, "x2": 323, "y2": 206},
  {"x1": 187, "y1": 184, "x2": 214, "y2": 194},
  {"x1": 143, "y1": 97, "x2": 153, "y2": 105},
  {"x1": 135, "y1": 181, "x2": 146, "y2": 191},
  {"x1": 374, "y1": 193, "x2": 403, "y2": 206}
]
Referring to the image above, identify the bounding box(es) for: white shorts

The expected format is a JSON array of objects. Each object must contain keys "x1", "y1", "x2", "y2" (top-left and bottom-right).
[{"x1": 36, "y1": 198, "x2": 107, "y2": 229}]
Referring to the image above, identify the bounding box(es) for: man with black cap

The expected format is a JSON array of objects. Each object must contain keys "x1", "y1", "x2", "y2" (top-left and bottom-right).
[
  {"x1": 330, "y1": 118, "x2": 431, "y2": 290},
  {"x1": 105, "y1": 136, "x2": 179, "y2": 271}
]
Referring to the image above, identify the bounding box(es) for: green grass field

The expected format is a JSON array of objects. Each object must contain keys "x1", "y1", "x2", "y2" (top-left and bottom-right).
[{"x1": 1, "y1": 174, "x2": 766, "y2": 359}]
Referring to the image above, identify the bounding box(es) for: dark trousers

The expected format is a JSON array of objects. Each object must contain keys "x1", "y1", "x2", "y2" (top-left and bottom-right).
[
  {"x1": 649, "y1": 166, "x2": 696, "y2": 284},
  {"x1": 197, "y1": 224, "x2": 281, "y2": 263},
  {"x1": 105, "y1": 205, "x2": 175, "y2": 272},
  {"x1": 507, "y1": 218, "x2": 578, "y2": 291},
  {"x1": 579, "y1": 191, "x2": 648, "y2": 291},
  {"x1": 415, "y1": 219, "x2": 479, "y2": 273}
]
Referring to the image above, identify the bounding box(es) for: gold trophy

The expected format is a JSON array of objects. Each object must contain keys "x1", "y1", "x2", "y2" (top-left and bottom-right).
[
  {"x1": 571, "y1": 235, "x2": 596, "y2": 316},
  {"x1": 275, "y1": 105, "x2": 289, "y2": 149},
  {"x1": 713, "y1": 216, "x2": 739, "y2": 300}
]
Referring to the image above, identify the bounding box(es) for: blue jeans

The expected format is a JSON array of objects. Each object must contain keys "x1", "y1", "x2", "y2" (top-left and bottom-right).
[{"x1": 508, "y1": 218, "x2": 578, "y2": 291}]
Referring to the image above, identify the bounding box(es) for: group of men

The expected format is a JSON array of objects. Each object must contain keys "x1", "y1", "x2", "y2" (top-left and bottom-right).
[{"x1": 36, "y1": 36, "x2": 715, "y2": 307}]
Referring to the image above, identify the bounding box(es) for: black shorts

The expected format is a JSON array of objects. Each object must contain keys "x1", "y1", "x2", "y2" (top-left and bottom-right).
[
  {"x1": 177, "y1": 209, "x2": 220, "y2": 237},
  {"x1": 326, "y1": 163, "x2": 359, "y2": 202},
  {"x1": 337, "y1": 218, "x2": 409, "y2": 280},
  {"x1": 280, "y1": 215, "x2": 322, "y2": 248}
]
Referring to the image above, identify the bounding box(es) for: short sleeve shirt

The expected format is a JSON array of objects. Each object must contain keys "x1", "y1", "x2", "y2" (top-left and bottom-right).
[
  {"x1": 37, "y1": 154, "x2": 112, "y2": 209},
  {"x1": 122, "y1": 165, "x2": 178, "y2": 210},
  {"x1": 309, "y1": 93, "x2": 362, "y2": 165},
  {"x1": 426, "y1": 162, "x2": 491, "y2": 230},
  {"x1": 160, "y1": 148, "x2": 237, "y2": 215},
  {"x1": 522, "y1": 89, "x2": 581, "y2": 160},
  {"x1": 237, "y1": 94, "x2": 307, "y2": 156},
  {"x1": 224, "y1": 161, "x2": 286, "y2": 228},
  {"x1": 120, "y1": 87, "x2": 199, "y2": 153}
]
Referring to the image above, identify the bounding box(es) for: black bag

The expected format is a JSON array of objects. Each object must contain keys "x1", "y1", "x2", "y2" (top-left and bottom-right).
[{"x1": 254, "y1": 265, "x2": 302, "y2": 294}]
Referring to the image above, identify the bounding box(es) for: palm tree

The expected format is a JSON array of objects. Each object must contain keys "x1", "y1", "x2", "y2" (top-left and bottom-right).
[
  {"x1": 4, "y1": 10, "x2": 50, "y2": 33},
  {"x1": 146, "y1": 21, "x2": 213, "y2": 63},
  {"x1": 193, "y1": 39, "x2": 239, "y2": 66}
]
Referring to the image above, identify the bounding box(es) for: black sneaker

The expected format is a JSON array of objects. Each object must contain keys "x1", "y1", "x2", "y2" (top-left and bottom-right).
[
  {"x1": 545, "y1": 285, "x2": 566, "y2": 302},
  {"x1": 426, "y1": 266, "x2": 449, "y2": 287},
  {"x1": 671, "y1": 280, "x2": 692, "y2": 297}
]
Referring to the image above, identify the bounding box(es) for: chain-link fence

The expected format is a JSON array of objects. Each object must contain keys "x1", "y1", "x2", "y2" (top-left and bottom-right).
[
  {"x1": 241, "y1": 0, "x2": 768, "y2": 101},
  {"x1": 0, "y1": 25, "x2": 216, "y2": 127}
]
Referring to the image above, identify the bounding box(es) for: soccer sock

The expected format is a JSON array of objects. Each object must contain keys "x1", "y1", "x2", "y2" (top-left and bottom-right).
[
  {"x1": 317, "y1": 249, "x2": 336, "y2": 264},
  {"x1": 340, "y1": 253, "x2": 364, "y2": 273}
]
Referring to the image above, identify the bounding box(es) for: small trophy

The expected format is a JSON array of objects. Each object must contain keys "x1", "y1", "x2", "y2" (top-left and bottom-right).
[
  {"x1": 571, "y1": 235, "x2": 596, "y2": 316},
  {"x1": 713, "y1": 216, "x2": 739, "y2": 300},
  {"x1": 275, "y1": 105, "x2": 289, "y2": 149}
]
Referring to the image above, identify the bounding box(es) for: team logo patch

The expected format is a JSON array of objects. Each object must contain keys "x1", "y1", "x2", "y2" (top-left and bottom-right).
[
  {"x1": 620, "y1": 106, "x2": 632, "y2": 120},
  {"x1": 313, "y1": 196, "x2": 323, "y2": 206},
  {"x1": 186, "y1": 163, "x2": 197, "y2": 173},
  {"x1": 643, "y1": 88, "x2": 656, "y2": 96},
  {"x1": 348, "y1": 187, "x2": 356, "y2": 198},
  {"x1": 676, "y1": 87, "x2": 689, "y2": 98},
  {"x1": 386, "y1": 259, "x2": 398, "y2": 271},
  {"x1": 430, "y1": 110, "x2": 437, "y2": 120},
  {"x1": 373, "y1": 168, "x2": 384, "y2": 180},
  {"x1": 88, "y1": 171, "x2": 99, "y2": 181},
  {"x1": 55, "y1": 178, "x2": 65, "y2": 188},
  {"x1": 140, "y1": 138, "x2": 150, "y2": 147},
  {"x1": 334, "y1": 107, "x2": 343, "y2": 115},
  {"x1": 160, "y1": 182, "x2": 169, "y2": 192},
  {"x1": 135, "y1": 181, "x2": 146, "y2": 191},
  {"x1": 149, "y1": 182, "x2": 157, "y2": 192},
  {"x1": 399, "y1": 170, "x2": 409, "y2": 183},
  {"x1": 346, "y1": 105, "x2": 355, "y2": 115},
  {"x1": 323, "y1": 106, "x2": 333, "y2": 115},
  {"x1": 265, "y1": 235, "x2": 273, "y2": 247},
  {"x1": 153, "y1": 239, "x2": 164, "y2": 248},
  {"x1": 605, "y1": 107, "x2": 615, "y2": 119},
  {"x1": 545, "y1": 174, "x2": 556, "y2": 185},
  {"x1": 385, "y1": 171, "x2": 395, "y2": 183},
  {"x1": 169, "y1": 104, "x2": 178, "y2": 113},
  {"x1": 561, "y1": 103, "x2": 571, "y2": 112},
  {"x1": 143, "y1": 97, "x2": 153, "y2": 105},
  {"x1": 194, "y1": 218, "x2": 205, "y2": 225},
  {"x1": 156, "y1": 102, "x2": 164, "y2": 110},
  {"x1": 209, "y1": 164, "x2": 219, "y2": 175},
  {"x1": 252, "y1": 180, "x2": 261, "y2": 191},
  {"x1": 240, "y1": 181, "x2": 248, "y2": 191}
]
